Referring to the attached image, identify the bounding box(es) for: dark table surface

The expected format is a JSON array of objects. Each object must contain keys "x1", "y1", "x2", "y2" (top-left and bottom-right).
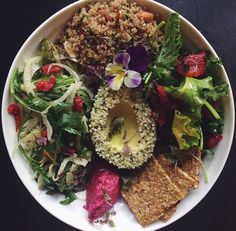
[{"x1": 0, "y1": 0, "x2": 236, "y2": 230}]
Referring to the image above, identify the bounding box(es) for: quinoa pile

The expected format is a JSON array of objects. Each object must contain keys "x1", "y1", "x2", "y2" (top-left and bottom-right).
[
  {"x1": 56, "y1": 0, "x2": 163, "y2": 74},
  {"x1": 89, "y1": 85, "x2": 156, "y2": 169}
]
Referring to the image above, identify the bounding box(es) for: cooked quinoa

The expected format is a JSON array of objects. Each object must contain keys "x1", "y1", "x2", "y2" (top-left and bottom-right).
[
  {"x1": 56, "y1": 0, "x2": 163, "y2": 73},
  {"x1": 89, "y1": 85, "x2": 156, "y2": 169}
]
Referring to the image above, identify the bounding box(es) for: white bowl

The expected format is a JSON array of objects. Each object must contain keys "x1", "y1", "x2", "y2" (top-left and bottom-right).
[{"x1": 1, "y1": 0, "x2": 235, "y2": 230}]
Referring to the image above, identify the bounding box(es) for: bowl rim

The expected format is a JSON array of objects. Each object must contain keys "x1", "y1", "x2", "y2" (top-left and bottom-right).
[{"x1": 1, "y1": 0, "x2": 235, "y2": 230}]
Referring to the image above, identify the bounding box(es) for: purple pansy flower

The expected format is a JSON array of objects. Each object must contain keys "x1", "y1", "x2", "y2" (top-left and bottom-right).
[
  {"x1": 126, "y1": 45, "x2": 149, "y2": 73},
  {"x1": 105, "y1": 46, "x2": 149, "y2": 91},
  {"x1": 36, "y1": 137, "x2": 47, "y2": 146}
]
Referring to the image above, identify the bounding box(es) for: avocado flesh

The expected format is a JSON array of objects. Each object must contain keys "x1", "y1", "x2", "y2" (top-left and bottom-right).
[{"x1": 105, "y1": 101, "x2": 141, "y2": 152}]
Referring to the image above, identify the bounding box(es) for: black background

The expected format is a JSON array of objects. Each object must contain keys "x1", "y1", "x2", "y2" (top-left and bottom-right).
[{"x1": 0, "y1": 0, "x2": 236, "y2": 230}]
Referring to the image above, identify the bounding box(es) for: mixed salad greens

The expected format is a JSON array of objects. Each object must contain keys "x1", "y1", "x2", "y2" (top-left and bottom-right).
[
  {"x1": 7, "y1": 11, "x2": 228, "y2": 210},
  {"x1": 142, "y1": 13, "x2": 228, "y2": 158},
  {"x1": 9, "y1": 40, "x2": 94, "y2": 204}
]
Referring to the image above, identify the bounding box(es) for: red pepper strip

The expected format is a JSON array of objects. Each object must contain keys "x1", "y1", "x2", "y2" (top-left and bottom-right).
[
  {"x1": 35, "y1": 76, "x2": 56, "y2": 92},
  {"x1": 156, "y1": 85, "x2": 170, "y2": 127},
  {"x1": 176, "y1": 51, "x2": 206, "y2": 77},
  {"x1": 7, "y1": 104, "x2": 22, "y2": 131},
  {"x1": 73, "y1": 96, "x2": 84, "y2": 112},
  {"x1": 207, "y1": 134, "x2": 223, "y2": 148},
  {"x1": 62, "y1": 146, "x2": 77, "y2": 155},
  {"x1": 42, "y1": 64, "x2": 62, "y2": 75}
]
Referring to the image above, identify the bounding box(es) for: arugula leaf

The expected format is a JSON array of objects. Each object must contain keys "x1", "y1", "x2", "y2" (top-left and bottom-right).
[
  {"x1": 165, "y1": 77, "x2": 224, "y2": 119},
  {"x1": 172, "y1": 110, "x2": 201, "y2": 150},
  {"x1": 58, "y1": 112, "x2": 86, "y2": 135},
  {"x1": 53, "y1": 102, "x2": 73, "y2": 114},
  {"x1": 63, "y1": 127, "x2": 81, "y2": 136},
  {"x1": 202, "y1": 149, "x2": 215, "y2": 156},
  {"x1": 143, "y1": 13, "x2": 182, "y2": 86},
  {"x1": 60, "y1": 192, "x2": 77, "y2": 205},
  {"x1": 10, "y1": 69, "x2": 49, "y2": 112},
  {"x1": 10, "y1": 68, "x2": 22, "y2": 93}
]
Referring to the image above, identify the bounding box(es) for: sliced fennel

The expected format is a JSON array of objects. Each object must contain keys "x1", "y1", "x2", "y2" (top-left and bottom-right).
[
  {"x1": 57, "y1": 157, "x2": 89, "y2": 176},
  {"x1": 23, "y1": 56, "x2": 42, "y2": 95},
  {"x1": 42, "y1": 115, "x2": 53, "y2": 141}
]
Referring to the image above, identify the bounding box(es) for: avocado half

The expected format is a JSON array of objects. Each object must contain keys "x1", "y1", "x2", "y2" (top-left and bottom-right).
[{"x1": 89, "y1": 85, "x2": 156, "y2": 169}]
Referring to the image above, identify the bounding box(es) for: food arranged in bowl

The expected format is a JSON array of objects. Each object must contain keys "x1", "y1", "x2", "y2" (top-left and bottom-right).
[{"x1": 6, "y1": 0, "x2": 230, "y2": 228}]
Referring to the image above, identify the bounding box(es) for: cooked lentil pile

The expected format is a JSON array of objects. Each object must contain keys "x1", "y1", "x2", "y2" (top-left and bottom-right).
[{"x1": 56, "y1": 0, "x2": 163, "y2": 74}]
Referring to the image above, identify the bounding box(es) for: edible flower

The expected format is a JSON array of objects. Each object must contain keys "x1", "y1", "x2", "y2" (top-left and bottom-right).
[
  {"x1": 105, "y1": 46, "x2": 149, "y2": 91},
  {"x1": 36, "y1": 137, "x2": 47, "y2": 146}
]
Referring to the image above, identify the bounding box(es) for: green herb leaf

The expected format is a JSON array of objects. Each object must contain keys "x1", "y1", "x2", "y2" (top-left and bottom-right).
[
  {"x1": 10, "y1": 69, "x2": 49, "y2": 112},
  {"x1": 58, "y1": 112, "x2": 82, "y2": 130},
  {"x1": 60, "y1": 192, "x2": 77, "y2": 205},
  {"x1": 202, "y1": 149, "x2": 215, "y2": 156},
  {"x1": 143, "y1": 13, "x2": 182, "y2": 86}
]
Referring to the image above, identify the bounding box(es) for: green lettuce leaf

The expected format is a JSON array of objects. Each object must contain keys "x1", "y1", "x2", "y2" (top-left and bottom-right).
[
  {"x1": 172, "y1": 110, "x2": 201, "y2": 150},
  {"x1": 165, "y1": 76, "x2": 227, "y2": 119}
]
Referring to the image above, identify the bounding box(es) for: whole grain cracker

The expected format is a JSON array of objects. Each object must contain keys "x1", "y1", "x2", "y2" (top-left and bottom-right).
[{"x1": 122, "y1": 158, "x2": 184, "y2": 226}]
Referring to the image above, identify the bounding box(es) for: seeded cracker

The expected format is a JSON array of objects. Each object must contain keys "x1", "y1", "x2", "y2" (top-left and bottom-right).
[
  {"x1": 178, "y1": 148, "x2": 202, "y2": 183},
  {"x1": 122, "y1": 158, "x2": 184, "y2": 226},
  {"x1": 157, "y1": 154, "x2": 199, "y2": 222},
  {"x1": 157, "y1": 154, "x2": 199, "y2": 194}
]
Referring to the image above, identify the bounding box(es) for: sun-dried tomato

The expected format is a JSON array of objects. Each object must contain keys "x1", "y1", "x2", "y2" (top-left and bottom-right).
[
  {"x1": 207, "y1": 134, "x2": 223, "y2": 148},
  {"x1": 7, "y1": 104, "x2": 21, "y2": 131},
  {"x1": 42, "y1": 64, "x2": 62, "y2": 75},
  {"x1": 62, "y1": 146, "x2": 77, "y2": 155},
  {"x1": 176, "y1": 51, "x2": 206, "y2": 77},
  {"x1": 73, "y1": 96, "x2": 84, "y2": 112},
  {"x1": 41, "y1": 128, "x2": 48, "y2": 138},
  {"x1": 35, "y1": 76, "x2": 56, "y2": 92}
]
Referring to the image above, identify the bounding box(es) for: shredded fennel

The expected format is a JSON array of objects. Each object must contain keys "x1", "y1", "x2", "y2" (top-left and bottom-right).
[
  {"x1": 23, "y1": 56, "x2": 42, "y2": 95},
  {"x1": 42, "y1": 115, "x2": 53, "y2": 141},
  {"x1": 57, "y1": 157, "x2": 89, "y2": 176}
]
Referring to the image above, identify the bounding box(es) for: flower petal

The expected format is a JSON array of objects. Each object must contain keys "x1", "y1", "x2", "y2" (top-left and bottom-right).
[
  {"x1": 113, "y1": 52, "x2": 130, "y2": 69},
  {"x1": 124, "y1": 70, "x2": 141, "y2": 88},
  {"x1": 105, "y1": 63, "x2": 124, "y2": 76},
  {"x1": 107, "y1": 74, "x2": 125, "y2": 91},
  {"x1": 126, "y1": 45, "x2": 149, "y2": 72}
]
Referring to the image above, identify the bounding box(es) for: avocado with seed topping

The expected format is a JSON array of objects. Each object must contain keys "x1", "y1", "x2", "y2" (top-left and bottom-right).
[{"x1": 89, "y1": 85, "x2": 156, "y2": 169}]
